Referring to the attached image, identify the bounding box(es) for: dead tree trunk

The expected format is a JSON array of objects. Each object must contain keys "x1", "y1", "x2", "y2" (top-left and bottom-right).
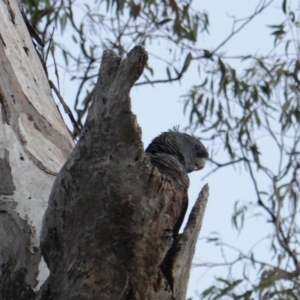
[
  {"x1": 0, "y1": 0, "x2": 73, "y2": 299},
  {"x1": 40, "y1": 47, "x2": 209, "y2": 300}
]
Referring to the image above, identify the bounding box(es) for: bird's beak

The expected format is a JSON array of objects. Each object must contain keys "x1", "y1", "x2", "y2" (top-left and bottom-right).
[{"x1": 194, "y1": 157, "x2": 207, "y2": 171}]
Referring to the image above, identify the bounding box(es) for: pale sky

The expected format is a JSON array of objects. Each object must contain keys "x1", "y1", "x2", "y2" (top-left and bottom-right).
[{"x1": 48, "y1": 0, "x2": 289, "y2": 298}]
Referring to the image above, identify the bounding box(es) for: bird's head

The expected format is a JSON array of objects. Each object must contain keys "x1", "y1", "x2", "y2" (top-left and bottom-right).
[
  {"x1": 174, "y1": 132, "x2": 208, "y2": 173},
  {"x1": 146, "y1": 129, "x2": 208, "y2": 173}
]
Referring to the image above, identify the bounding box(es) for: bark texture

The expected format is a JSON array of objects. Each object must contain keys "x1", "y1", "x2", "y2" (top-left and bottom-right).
[
  {"x1": 0, "y1": 1, "x2": 73, "y2": 299},
  {"x1": 40, "y1": 46, "x2": 209, "y2": 300}
]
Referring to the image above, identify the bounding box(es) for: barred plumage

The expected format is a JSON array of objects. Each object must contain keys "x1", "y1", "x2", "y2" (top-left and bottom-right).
[
  {"x1": 145, "y1": 129, "x2": 208, "y2": 237},
  {"x1": 146, "y1": 130, "x2": 208, "y2": 173}
]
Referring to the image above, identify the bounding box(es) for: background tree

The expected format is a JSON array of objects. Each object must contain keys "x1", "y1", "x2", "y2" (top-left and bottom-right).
[
  {"x1": 0, "y1": 1, "x2": 73, "y2": 298},
  {"x1": 18, "y1": 0, "x2": 300, "y2": 298}
]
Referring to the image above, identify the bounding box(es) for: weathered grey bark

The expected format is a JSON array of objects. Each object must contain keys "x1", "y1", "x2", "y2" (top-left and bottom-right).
[
  {"x1": 0, "y1": 0, "x2": 73, "y2": 299},
  {"x1": 40, "y1": 46, "x2": 209, "y2": 300}
]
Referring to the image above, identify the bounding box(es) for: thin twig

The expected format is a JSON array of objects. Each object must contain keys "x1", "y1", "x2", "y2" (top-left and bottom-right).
[
  {"x1": 201, "y1": 158, "x2": 245, "y2": 180},
  {"x1": 49, "y1": 80, "x2": 82, "y2": 138},
  {"x1": 211, "y1": 0, "x2": 274, "y2": 55}
]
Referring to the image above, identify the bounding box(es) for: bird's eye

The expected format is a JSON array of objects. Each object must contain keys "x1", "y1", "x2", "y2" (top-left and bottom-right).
[{"x1": 195, "y1": 145, "x2": 200, "y2": 150}]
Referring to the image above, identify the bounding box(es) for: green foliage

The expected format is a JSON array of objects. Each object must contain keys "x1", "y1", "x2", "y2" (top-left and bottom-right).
[
  {"x1": 21, "y1": 0, "x2": 208, "y2": 127},
  {"x1": 21, "y1": 0, "x2": 300, "y2": 298}
]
